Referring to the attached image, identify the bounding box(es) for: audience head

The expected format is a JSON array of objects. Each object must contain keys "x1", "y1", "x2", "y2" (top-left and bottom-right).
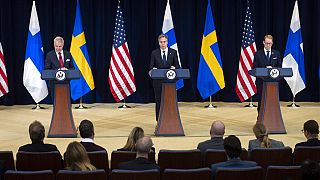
[
  {"x1": 224, "y1": 135, "x2": 242, "y2": 159},
  {"x1": 301, "y1": 160, "x2": 320, "y2": 180},
  {"x1": 123, "y1": 127, "x2": 144, "y2": 151},
  {"x1": 64, "y1": 141, "x2": 96, "y2": 171},
  {"x1": 29, "y1": 121, "x2": 45, "y2": 143},
  {"x1": 303, "y1": 120, "x2": 319, "y2": 139},
  {"x1": 135, "y1": 136, "x2": 153, "y2": 158},
  {"x1": 253, "y1": 123, "x2": 271, "y2": 148},
  {"x1": 79, "y1": 119, "x2": 94, "y2": 139},
  {"x1": 210, "y1": 120, "x2": 225, "y2": 137}
]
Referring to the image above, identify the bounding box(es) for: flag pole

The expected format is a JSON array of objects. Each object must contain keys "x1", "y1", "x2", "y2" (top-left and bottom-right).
[
  {"x1": 118, "y1": 99, "x2": 131, "y2": 108},
  {"x1": 204, "y1": 96, "x2": 216, "y2": 108},
  {"x1": 287, "y1": 96, "x2": 300, "y2": 107},
  {"x1": 75, "y1": 97, "x2": 88, "y2": 109},
  {"x1": 244, "y1": 97, "x2": 257, "y2": 107},
  {"x1": 32, "y1": 103, "x2": 45, "y2": 109}
]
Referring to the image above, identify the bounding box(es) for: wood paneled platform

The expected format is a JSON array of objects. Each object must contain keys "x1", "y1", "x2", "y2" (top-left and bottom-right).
[{"x1": 0, "y1": 102, "x2": 319, "y2": 159}]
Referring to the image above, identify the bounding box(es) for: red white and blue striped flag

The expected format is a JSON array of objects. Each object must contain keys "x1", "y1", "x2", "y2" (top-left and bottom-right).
[
  {"x1": 0, "y1": 42, "x2": 9, "y2": 97},
  {"x1": 236, "y1": 1, "x2": 257, "y2": 102},
  {"x1": 108, "y1": 3, "x2": 136, "y2": 102}
]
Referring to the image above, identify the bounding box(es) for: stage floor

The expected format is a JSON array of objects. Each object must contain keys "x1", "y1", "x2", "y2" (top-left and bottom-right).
[{"x1": 0, "y1": 102, "x2": 319, "y2": 158}]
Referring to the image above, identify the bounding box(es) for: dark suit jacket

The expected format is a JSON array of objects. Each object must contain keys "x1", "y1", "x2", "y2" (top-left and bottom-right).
[
  {"x1": 18, "y1": 142, "x2": 60, "y2": 153},
  {"x1": 149, "y1": 48, "x2": 180, "y2": 87},
  {"x1": 118, "y1": 157, "x2": 160, "y2": 171},
  {"x1": 295, "y1": 138, "x2": 320, "y2": 147},
  {"x1": 253, "y1": 49, "x2": 282, "y2": 69},
  {"x1": 45, "y1": 50, "x2": 74, "y2": 70},
  {"x1": 197, "y1": 137, "x2": 224, "y2": 153},
  {"x1": 211, "y1": 158, "x2": 258, "y2": 178},
  {"x1": 80, "y1": 142, "x2": 106, "y2": 152}
]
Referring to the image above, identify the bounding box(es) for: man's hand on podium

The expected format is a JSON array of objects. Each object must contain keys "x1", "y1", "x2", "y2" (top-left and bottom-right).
[
  {"x1": 170, "y1": 66, "x2": 175, "y2": 69},
  {"x1": 149, "y1": 68, "x2": 157, "y2": 77},
  {"x1": 59, "y1": 67, "x2": 68, "y2": 70}
]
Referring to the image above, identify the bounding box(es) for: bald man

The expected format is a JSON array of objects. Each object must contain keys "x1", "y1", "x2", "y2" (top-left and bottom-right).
[
  {"x1": 118, "y1": 137, "x2": 160, "y2": 171},
  {"x1": 197, "y1": 121, "x2": 225, "y2": 153}
]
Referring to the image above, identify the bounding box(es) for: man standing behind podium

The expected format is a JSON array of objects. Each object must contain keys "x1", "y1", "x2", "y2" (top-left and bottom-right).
[
  {"x1": 45, "y1": 36, "x2": 74, "y2": 100},
  {"x1": 253, "y1": 35, "x2": 282, "y2": 114},
  {"x1": 45, "y1": 36, "x2": 74, "y2": 70},
  {"x1": 149, "y1": 34, "x2": 180, "y2": 121}
]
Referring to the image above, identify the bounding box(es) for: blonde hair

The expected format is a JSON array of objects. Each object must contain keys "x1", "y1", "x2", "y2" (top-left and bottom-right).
[
  {"x1": 123, "y1": 127, "x2": 144, "y2": 151},
  {"x1": 253, "y1": 123, "x2": 271, "y2": 148},
  {"x1": 65, "y1": 141, "x2": 96, "y2": 171},
  {"x1": 263, "y1": 34, "x2": 273, "y2": 41}
]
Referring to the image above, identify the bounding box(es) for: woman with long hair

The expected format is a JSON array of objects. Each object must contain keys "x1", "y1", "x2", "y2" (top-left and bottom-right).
[
  {"x1": 64, "y1": 141, "x2": 96, "y2": 171},
  {"x1": 248, "y1": 123, "x2": 284, "y2": 150},
  {"x1": 118, "y1": 127, "x2": 144, "y2": 151}
]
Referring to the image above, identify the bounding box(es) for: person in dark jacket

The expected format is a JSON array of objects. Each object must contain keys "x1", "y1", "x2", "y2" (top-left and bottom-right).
[
  {"x1": 18, "y1": 120, "x2": 59, "y2": 153},
  {"x1": 296, "y1": 120, "x2": 320, "y2": 147},
  {"x1": 118, "y1": 137, "x2": 160, "y2": 171}
]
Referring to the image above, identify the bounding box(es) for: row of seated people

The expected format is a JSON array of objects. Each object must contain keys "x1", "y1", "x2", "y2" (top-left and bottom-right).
[
  {"x1": 2, "y1": 163, "x2": 319, "y2": 180},
  {"x1": 0, "y1": 119, "x2": 319, "y2": 178},
  {"x1": 1, "y1": 136, "x2": 320, "y2": 180}
]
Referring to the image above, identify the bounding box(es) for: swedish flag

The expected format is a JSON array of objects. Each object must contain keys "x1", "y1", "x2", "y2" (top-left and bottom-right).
[
  {"x1": 197, "y1": 0, "x2": 225, "y2": 99},
  {"x1": 70, "y1": 0, "x2": 95, "y2": 100}
]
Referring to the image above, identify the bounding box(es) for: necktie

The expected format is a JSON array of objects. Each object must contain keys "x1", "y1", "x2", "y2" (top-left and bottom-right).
[
  {"x1": 266, "y1": 50, "x2": 270, "y2": 61},
  {"x1": 162, "y1": 51, "x2": 167, "y2": 64},
  {"x1": 58, "y1": 52, "x2": 64, "y2": 68}
]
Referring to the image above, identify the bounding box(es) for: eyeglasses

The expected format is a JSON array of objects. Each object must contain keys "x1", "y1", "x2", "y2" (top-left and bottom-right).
[
  {"x1": 264, "y1": 42, "x2": 273, "y2": 45},
  {"x1": 301, "y1": 129, "x2": 305, "y2": 133}
]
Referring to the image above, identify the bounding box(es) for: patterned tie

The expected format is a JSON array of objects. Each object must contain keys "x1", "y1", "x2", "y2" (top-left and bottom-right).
[
  {"x1": 162, "y1": 51, "x2": 167, "y2": 65},
  {"x1": 58, "y1": 52, "x2": 64, "y2": 68}
]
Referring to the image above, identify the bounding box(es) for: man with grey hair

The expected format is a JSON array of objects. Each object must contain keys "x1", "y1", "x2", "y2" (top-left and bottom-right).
[
  {"x1": 197, "y1": 120, "x2": 225, "y2": 153},
  {"x1": 118, "y1": 137, "x2": 160, "y2": 170},
  {"x1": 45, "y1": 36, "x2": 74, "y2": 101}
]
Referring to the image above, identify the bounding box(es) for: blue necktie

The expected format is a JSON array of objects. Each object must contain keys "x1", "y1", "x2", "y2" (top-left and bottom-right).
[
  {"x1": 162, "y1": 51, "x2": 167, "y2": 64},
  {"x1": 266, "y1": 51, "x2": 270, "y2": 61}
]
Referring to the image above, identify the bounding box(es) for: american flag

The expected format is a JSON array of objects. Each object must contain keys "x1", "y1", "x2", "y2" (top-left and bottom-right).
[
  {"x1": 108, "y1": 4, "x2": 136, "y2": 102},
  {"x1": 0, "y1": 42, "x2": 9, "y2": 97},
  {"x1": 236, "y1": 1, "x2": 257, "y2": 102}
]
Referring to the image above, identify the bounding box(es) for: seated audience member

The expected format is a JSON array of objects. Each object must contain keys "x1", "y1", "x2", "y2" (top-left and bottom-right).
[
  {"x1": 197, "y1": 120, "x2": 225, "y2": 153},
  {"x1": 248, "y1": 123, "x2": 284, "y2": 150},
  {"x1": 18, "y1": 121, "x2": 59, "y2": 152},
  {"x1": 296, "y1": 120, "x2": 320, "y2": 147},
  {"x1": 211, "y1": 135, "x2": 257, "y2": 178},
  {"x1": 118, "y1": 127, "x2": 144, "y2": 151},
  {"x1": 301, "y1": 160, "x2": 320, "y2": 180},
  {"x1": 79, "y1": 119, "x2": 106, "y2": 152},
  {"x1": 64, "y1": 141, "x2": 96, "y2": 171},
  {"x1": 118, "y1": 137, "x2": 160, "y2": 171}
]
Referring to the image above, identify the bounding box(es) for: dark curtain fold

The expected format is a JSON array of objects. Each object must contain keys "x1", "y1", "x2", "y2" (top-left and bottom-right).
[{"x1": 0, "y1": 0, "x2": 319, "y2": 105}]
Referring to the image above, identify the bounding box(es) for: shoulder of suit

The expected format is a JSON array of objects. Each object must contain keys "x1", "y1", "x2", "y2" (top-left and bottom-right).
[{"x1": 169, "y1": 48, "x2": 177, "y2": 53}]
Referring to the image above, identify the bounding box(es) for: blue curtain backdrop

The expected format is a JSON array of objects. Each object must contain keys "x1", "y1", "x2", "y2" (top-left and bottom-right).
[{"x1": 0, "y1": 0, "x2": 319, "y2": 105}]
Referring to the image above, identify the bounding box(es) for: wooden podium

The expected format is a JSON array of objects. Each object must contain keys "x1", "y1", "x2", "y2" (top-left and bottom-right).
[
  {"x1": 151, "y1": 69, "x2": 190, "y2": 136},
  {"x1": 41, "y1": 70, "x2": 80, "y2": 138},
  {"x1": 249, "y1": 68, "x2": 292, "y2": 134}
]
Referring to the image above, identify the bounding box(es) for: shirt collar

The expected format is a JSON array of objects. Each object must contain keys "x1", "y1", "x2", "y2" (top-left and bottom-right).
[
  {"x1": 81, "y1": 138, "x2": 94, "y2": 143},
  {"x1": 160, "y1": 47, "x2": 168, "y2": 53}
]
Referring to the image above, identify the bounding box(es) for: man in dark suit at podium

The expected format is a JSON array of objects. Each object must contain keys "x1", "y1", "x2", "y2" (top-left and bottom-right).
[
  {"x1": 253, "y1": 35, "x2": 282, "y2": 114},
  {"x1": 45, "y1": 36, "x2": 74, "y2": 100},
  {"x1": 45, "y1": 36, "x2": 74, "y2": 70},
  {"x1": 149, "y1": 34, "x2": 180, "y2": 122}
]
